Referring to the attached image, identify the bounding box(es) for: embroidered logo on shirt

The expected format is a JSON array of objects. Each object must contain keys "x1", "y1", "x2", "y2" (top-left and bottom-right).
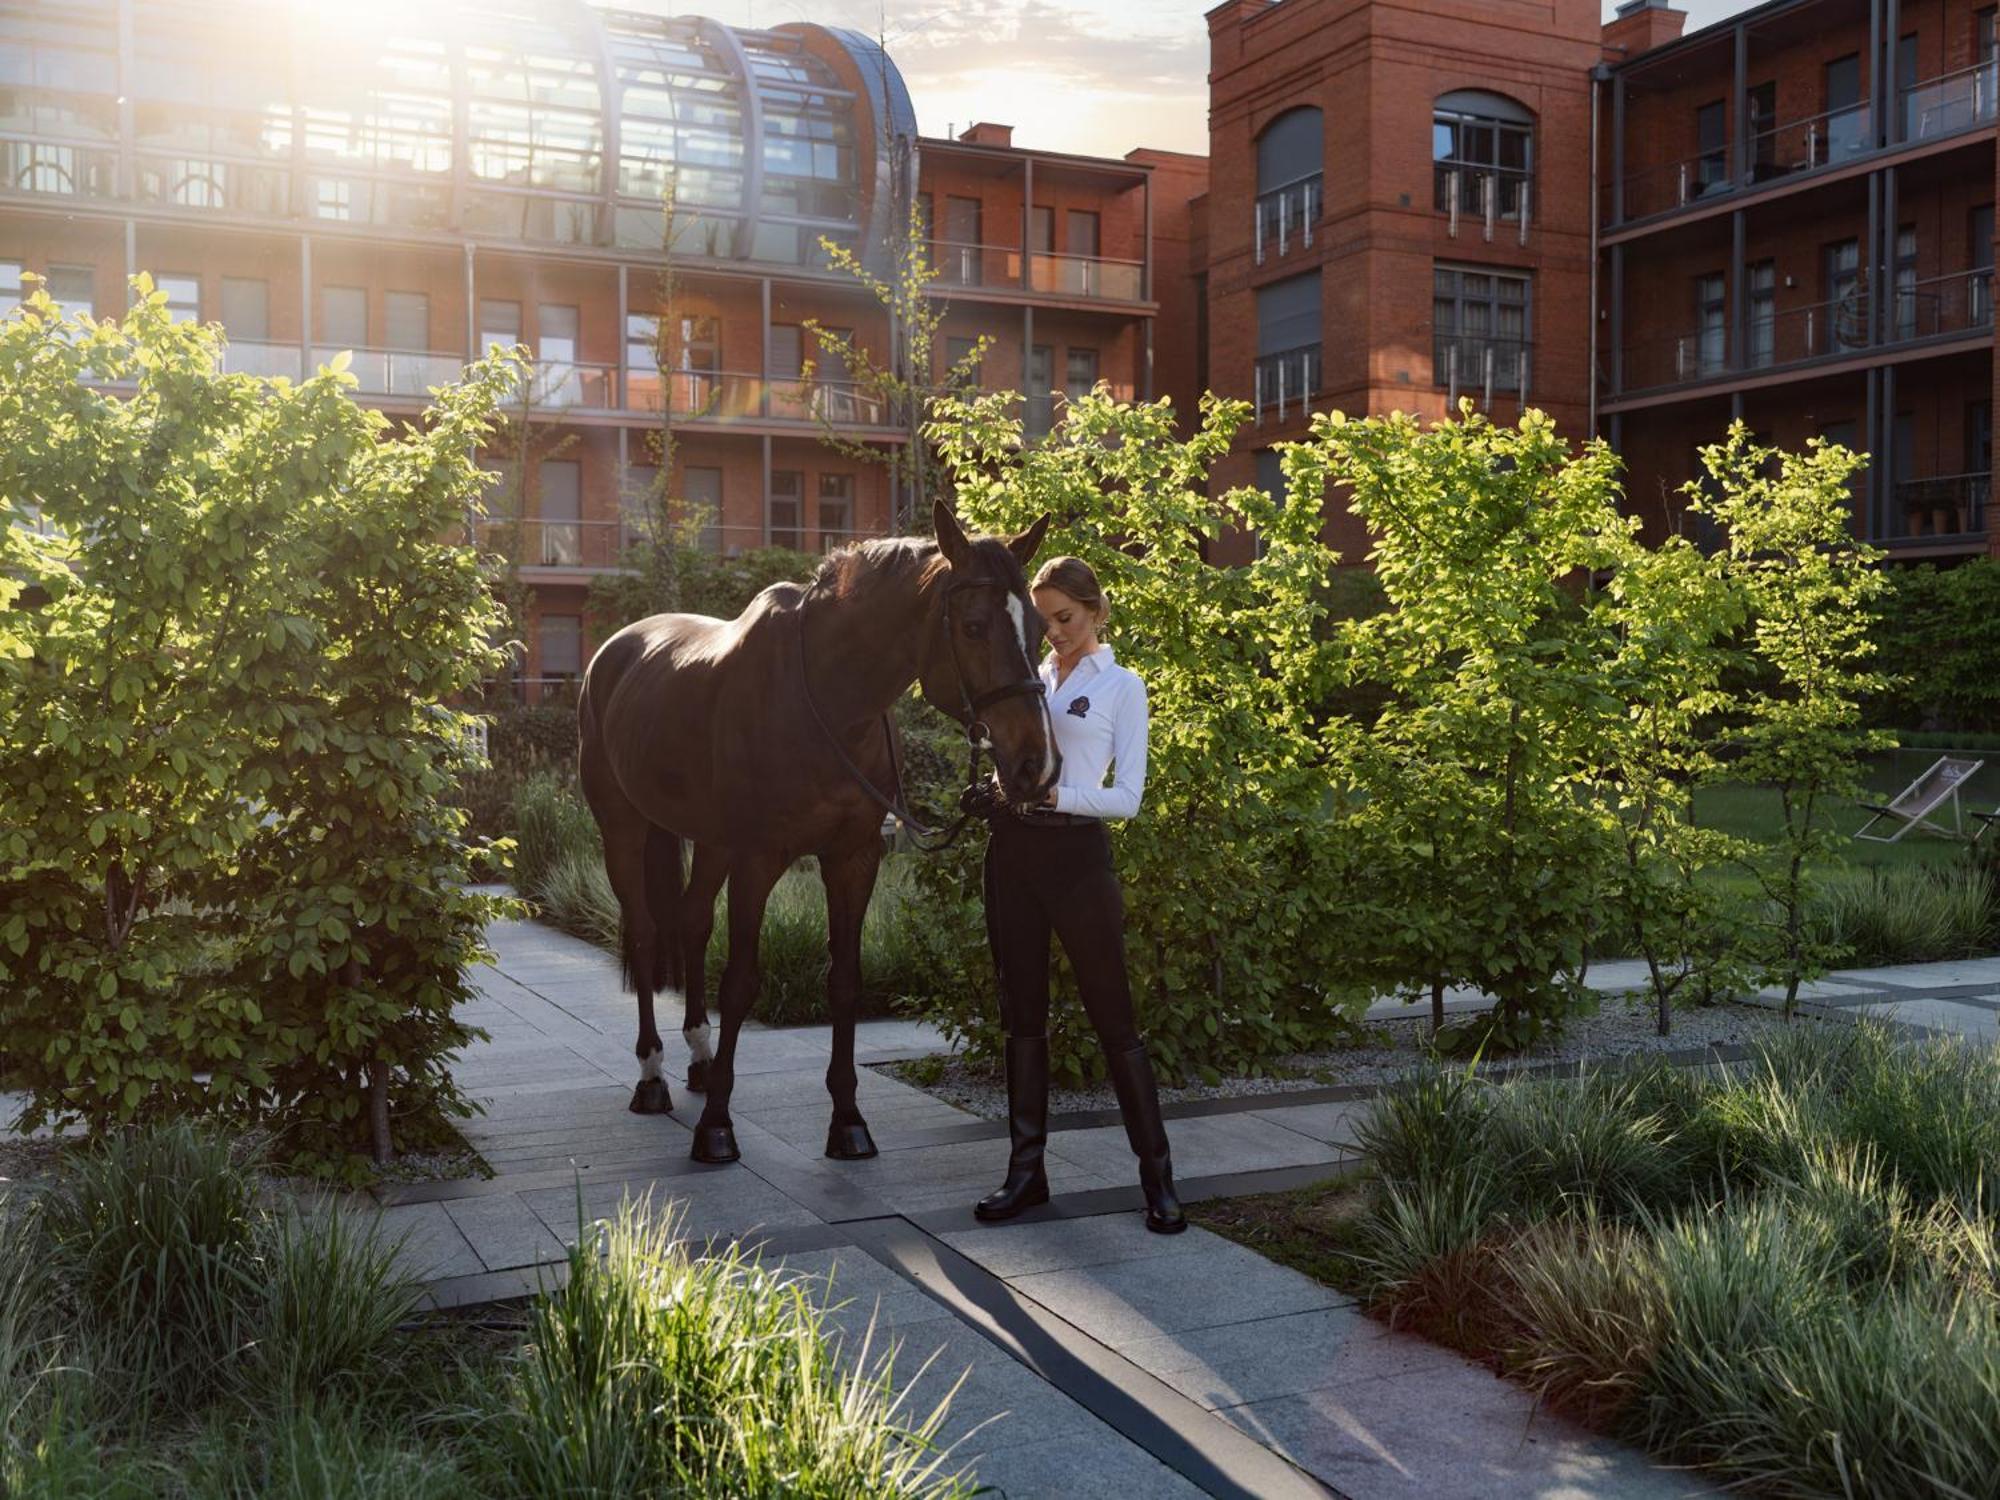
[{"x1": 1066, "y1": 696, "x2": 1091, "y2": 719}]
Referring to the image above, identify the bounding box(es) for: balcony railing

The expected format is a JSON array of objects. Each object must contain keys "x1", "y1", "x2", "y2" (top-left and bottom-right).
[
  {"x1": 1902, "y1": 59, "x2": 1999, "y2": 142},
  {"x1": 314, "y1": 345, "x2": 466, "y2": 398},
  {"x1": 1618, "y1": 270, "x2": 1993, "y2": 395},
  {"x1": 1890, "y1": 472, "x2": 1991, "y2": 541},
  {"x1": 927, "y1": 239, "x2": 1145, "y2": 302},
  {"x1": 1615, "y1": 100, "x2": 1873, "y2": 223},
  {"x1": 1253, "y1": 344, "x2": 1322, "y2": 423},
  {"x1": 523, "y1": 361, "x2": 619, "y2": 412},
  {"x1": 475, "y1": 517, "x2": 634, "y2": 571},
  {"x1": 220, "y1": 340, "x2": 304, "y2": 380},
  {"x1": 625, "y1": 370, "x2": 890, "y2": 427},
  {"x1": 1434, "y1": 164, "x2": 1533, "y2": 245},
  {"x1": 1437, "y1": 335, "x2": 1531, "y2": 407},
  {"x1": 1254, "y1": 174, "x2": 1322, "y2": 265}
]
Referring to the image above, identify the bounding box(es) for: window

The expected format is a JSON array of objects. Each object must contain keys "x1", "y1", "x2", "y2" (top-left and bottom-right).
[
  {"x1": 1434, "y1": 266, "x2": 1530, "y2": 400},
  {"x1": 1824, "y1": 238, "x2": 1863, "y2": 352},
  {"x1": 1695, "y1": 272, "x2": 1727, "y2": 376},
  {"x1": 538, "y1": 460, "x2": 581, "y2": 566},
  {"x1": 1065, "y1": 210, "x2": 1100, "y2": 258},
  {"x1": 478, "y1": 298, "x2": 521, "y2": 355},
  {"x1": 1694, "y1": 100, "x2": 1728, "y2": 195},
  {"x1": 817, "y1": 473, "x2": 853, "y2": 550},
  {"x1": 1026, "y1": 345, "x2": 1053, "y2": 437},
  {"x1": 769, "y1": 323, "x2": 804, "y2": 378},
  {"x1": 1748, "y1": 260, "x2": 1776, "y2": 367},
  {"x1": 315, "y1": 177, "x2": 352, "y2": 221},
  {"x1": 1982, "y1": 7, "x2": 1998, "y2": 63},
  {"x1": 1433, "y1": 91, "x2": 1534, "y2": 225},
  {"x1": 1893, "y1": 225, "x2": 1917, "y2": 341},
  {"x1": 1967, "y1": 401, "x2": 1992, "y2": 484},
  {"x1": 621, "y1": 462, "x2": 656, "y2": 549},
  {"x1": 1748, "y1": 82, "x2": 1779, "y2": 180},
  {"x1": 47, "y1": 264, "x2": 94, "y2": 321},
  {"x1": 385, "y1": 290, "x2": 428, "y2": 352},
  {"x1": 942, "y1": 196, "x2": 982, "y2": 285},
  {"x1": 539, "y1": 304, "x2": 578, "y2": 363},
  {"x1": 1973, "y1": 205, "x2": 1995, "y2": 326},
  {"x1": 1064, "y1": 348, "x2": 1099, "y2": 401},
  {"x1": 0, "y1": 261, "x2": 22, "y2": 308},
  {"x1": 626, "y1": 312, "x2": 659, "y2": 379},
  {"x1": 322, "y1": 286, "x2": 366, "y2": 349},
  {"x1": 540, "y1": 615, "x2": 582, "y2": 680},
  {"x1": 1252, "y1": 447, "x2": 1285, "y2": 559},
  {"x1": 683, "y1": 465, "x2": 723, "y2": 553},
  {"x1": 221, "y1": 277, "x2": 268, "y2": 341},
  {"x1": 1824, "y1": 54, "x2": 1866, "y2": 161},
  {"x1": 1255, "y1": 107, "x2": 1322, "y2": 260},
  {"x1": 159, "y1": 274, "x2": 199, "y2": 324},
  {"x1": 1030, "y1": 206, "x2": 1054, "y2": 253},
  {"x1": 1255, "y1": 272, "x2": 1321, "y2": 420},
  {"x1": 769, "y1": 470, "x2": 802, "y2": 549}
]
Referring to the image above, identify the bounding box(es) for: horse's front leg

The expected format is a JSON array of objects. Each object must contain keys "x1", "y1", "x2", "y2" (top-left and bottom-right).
[
  {"x1": 678, "y1": 843, "x2": 729, "y2": 1091},
  {"x1": 821, "y1": 841, "x2": 883, "y2": 1159},
  {"x1": 690, "y1": 853, "x2": 784, "y2": 1164}
]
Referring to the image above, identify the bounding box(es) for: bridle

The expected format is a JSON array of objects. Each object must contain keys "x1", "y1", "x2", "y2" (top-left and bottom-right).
[{"x1": 795, "y1": 569, "x2": 1050, "y2": 852}]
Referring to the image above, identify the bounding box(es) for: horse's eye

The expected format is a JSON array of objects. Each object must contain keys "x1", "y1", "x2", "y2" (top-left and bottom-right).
[{"x1": 963, "y1": 619, "x2": 987, "y2": 640}]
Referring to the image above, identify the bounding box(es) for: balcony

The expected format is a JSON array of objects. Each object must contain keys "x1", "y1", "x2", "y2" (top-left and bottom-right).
[
  {"x1": 929, "y1": 239, "x2": 1147, "y2": 303},
  {"x1": 625, "y1": 370, "x2": 891, "y2": 428},
  {"x1": 475, "y1": 517, "x2": 632, "y2": 572},
  {"x1": 220, "y1": 341, "x2": 304, "y2": 380},
  {"x1": 1902, "y1": 59, "x2": 1999, "y2": 142},
  {"x1": 1253, "y1": 344, "x2": 1321, "y2": 424},
  {"x1": 1254, "y1": 174, "x2": 1322, "y2": 265},
  {"x1": 314, "y1": 346, "x2": 467, "y2": 399},
  {"x1": 521, "y1": 361, "x2": 619, "y2": 412},
  {"x1": 1888, "y1": 472, "x2": 1990, "y2": 543},
  {"x1": 1433, "y1": 164, "x2": 1533, "y2": 245},
  {"x1": 1616, "y1": 268, "x2": 1993, "y2": 398},
  {"x1": 1436, "y1": 335, "x2": 1531, "y2": 407}
]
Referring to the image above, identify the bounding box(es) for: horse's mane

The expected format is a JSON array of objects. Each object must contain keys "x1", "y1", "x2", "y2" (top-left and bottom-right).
[{"x1": 812, "y1": 535, "x2": 948, "y2": 601}]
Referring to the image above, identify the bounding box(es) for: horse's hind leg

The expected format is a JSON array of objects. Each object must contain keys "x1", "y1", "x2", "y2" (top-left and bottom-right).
[
  {"x1": 581, "y1": 774, "x2": 676, "y2": 1116},
  {"x1": 676, "y1": 843, "x2": 728, "y2": 1091},
  {"x1": 821, "y1": 841, "x2": 883, "y2": 1160},
  {"x1": 690, "y1": 852, "x2": 784, "y2": 1164}
]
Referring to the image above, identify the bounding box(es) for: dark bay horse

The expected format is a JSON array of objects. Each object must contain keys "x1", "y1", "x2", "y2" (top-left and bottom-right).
[{"x1": 577, "y1": 501, "x2": 1057, "y2": 1164}]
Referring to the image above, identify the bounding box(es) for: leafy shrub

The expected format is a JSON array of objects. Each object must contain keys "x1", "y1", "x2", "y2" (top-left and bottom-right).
[{"x1": 0, "y1": 279, "x2": 516, "y2": 1174}]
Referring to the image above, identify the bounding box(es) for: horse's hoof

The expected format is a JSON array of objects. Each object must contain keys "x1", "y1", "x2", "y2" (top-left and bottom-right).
[
  {"x1": 629, "y1": 1078, "x2": 674, "y2": 1115},
  {"x1": 685, "y1": 1059, "x2": 709, "y2": 1093},
  {"x1": 691, "y1": 1124, "x2": 740, "y2": 1163},
  {"x1": 825, "y1": 1121, "x2": 879, "y2": 1160}
]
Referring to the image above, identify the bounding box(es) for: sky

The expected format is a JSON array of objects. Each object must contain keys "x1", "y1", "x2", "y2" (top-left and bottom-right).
[{"x1": 620, "y1": 0, "x2": 1767, "y2": 161}]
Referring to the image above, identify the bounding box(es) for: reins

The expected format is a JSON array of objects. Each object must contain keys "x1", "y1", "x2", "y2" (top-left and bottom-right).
[{"x1": 793, "y1": 571, "x2": 1045, "y2": 853}]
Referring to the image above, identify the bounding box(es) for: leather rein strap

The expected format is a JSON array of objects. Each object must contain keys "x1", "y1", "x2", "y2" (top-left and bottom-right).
[{"x1": 794, "y1": 574, "x2": 1045, "y2": 853}]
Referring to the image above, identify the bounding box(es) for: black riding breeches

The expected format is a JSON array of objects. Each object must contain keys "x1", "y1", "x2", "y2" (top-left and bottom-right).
[{"x1": 982, "y1": 817, "x2": 1140, "y2": 1052}]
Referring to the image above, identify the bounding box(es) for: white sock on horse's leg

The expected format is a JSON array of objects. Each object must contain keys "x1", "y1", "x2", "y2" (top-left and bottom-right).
[
  {"x1": 639, "y1": 1046, "x2": 665, "y2": 1082},
  {"x1": 684, "y1": 1024, "x2": 714, "y2": 1065}
]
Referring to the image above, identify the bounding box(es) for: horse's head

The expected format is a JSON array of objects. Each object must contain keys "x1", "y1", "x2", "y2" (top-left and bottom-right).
[{"x1": 923, "y1": 500, "x2": 1061, "y2": 808}]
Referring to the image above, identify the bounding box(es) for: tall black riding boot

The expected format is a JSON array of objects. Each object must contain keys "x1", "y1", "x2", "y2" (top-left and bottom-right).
[
  {"x1": 1105, "y1": 1043, "x2": 1186, "y2": 1234},
  {"x1": 974, "y1": 1035, "x2": 1050, "y2": 1221}
]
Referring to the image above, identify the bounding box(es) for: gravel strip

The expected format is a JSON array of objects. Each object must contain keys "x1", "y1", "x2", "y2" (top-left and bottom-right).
[{"x1": 872, "y1": 997, "x2": 1823, "y2": 1121}]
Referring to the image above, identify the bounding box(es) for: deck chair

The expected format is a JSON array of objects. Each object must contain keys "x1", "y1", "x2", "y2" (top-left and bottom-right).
[{"x1": 1854, "y1": 755, "x2": 1985, "y2": 842}]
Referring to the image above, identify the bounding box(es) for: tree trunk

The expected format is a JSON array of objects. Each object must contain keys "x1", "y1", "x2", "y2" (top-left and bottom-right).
[
  {"x1": 368, "y1": 1058, "x2": 393, "y2": 1165},
  {"x1": 1431, "y1": 977, "x2": 1445, "y2": 1036}
]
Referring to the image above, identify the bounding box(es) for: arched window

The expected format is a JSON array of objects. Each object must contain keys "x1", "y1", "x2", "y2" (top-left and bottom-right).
[
  {"x1": 1254, "y1": 107, "x2": 1322, "y2": 263},
  {"x1": 1433, "y1": 90, "x2": 1534, "y2": 231}
]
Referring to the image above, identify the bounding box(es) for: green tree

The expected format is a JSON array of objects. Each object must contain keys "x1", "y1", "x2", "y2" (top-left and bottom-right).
[
  {"x1": 914, "y1": 386, "x2": 1365, "y2": 1086},
  {"x1": 1316, "y1": 405, "x2": 1630, "y2": 1054},
  {"x1": 1695, "y1": 424, "x2": 1891, "y2": 1013},
  {"x1": 0, "y1": 275, "x2": 518, "y2": 1174}
]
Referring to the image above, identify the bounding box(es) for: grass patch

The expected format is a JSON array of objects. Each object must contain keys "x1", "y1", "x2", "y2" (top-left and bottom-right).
[
  {"x1": 1, "y1": 1124, "x2": 974, "y2": 1499},
  {"x1": 1198, "y1": 1022, "x2": 2000, "y2": 1497}
]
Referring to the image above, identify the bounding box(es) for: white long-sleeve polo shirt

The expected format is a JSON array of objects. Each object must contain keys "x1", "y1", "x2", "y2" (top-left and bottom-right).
[{"x1": 1040, "y1": 645, "x2": 1149, "y2": 820}]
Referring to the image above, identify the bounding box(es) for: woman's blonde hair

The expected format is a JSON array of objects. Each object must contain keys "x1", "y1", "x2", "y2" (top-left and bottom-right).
[{"x1": 1031, "y1": 556, "x2": 1109, "y2": 624}]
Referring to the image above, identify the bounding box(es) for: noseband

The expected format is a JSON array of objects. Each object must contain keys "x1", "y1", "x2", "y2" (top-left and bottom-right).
[{"x1": 795, "y1": 571, "x2": 1047, "y2": 851}]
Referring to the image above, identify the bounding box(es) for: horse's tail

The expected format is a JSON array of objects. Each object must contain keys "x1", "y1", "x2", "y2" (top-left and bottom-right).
[{"x1": 632, "y1": 823, "x2": 685, "y2": 998}]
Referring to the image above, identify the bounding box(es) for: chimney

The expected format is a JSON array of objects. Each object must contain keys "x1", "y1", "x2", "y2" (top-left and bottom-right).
[
  {"x1": 957, "y1": 122, "x2": 1014, "y2": 148},
  {"x1": 1603, "y1": 0, "x2": 1686, "y2": 57}
]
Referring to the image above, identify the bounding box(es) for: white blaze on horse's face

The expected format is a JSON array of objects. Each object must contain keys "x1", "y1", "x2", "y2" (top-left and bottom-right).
[{"x1": 1005, "y1": 592, "x2": 1028, "y2": 661}]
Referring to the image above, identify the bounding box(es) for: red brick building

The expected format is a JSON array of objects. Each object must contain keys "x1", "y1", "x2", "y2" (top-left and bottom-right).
[
  {"x1": 0, "y1": 1, "x2": 1199, "y2": 697},
  {"x1": 1598, "y1": 0, "x2": 1997, "y2": 558},
  {"x1": 1197, "y1": 0, "x2": 1605, "y2": 561}
]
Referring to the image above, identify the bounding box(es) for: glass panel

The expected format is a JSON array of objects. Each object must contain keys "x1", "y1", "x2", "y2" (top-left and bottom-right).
[
  {"x1": 1064, "y1": 347, "x2": 1099, "y2": 397},
  {"x1": 769, "y1": 324, "x2": 804, "y2": 378},
  {"x1": 1256, "y1": 272, "x2": 1321, "y2": 356},
  {"x1": 221, "y1": 277, "x2": 268, "y2": 340},
  {"x1": 1256, "y1": 106, "x2": 1322, "y2": 192},
  {"x1": 816, "y1": 472, "x2": 852, "y2": 548},
  {"x1": 479, "y1": 299, "x2": 521, "y2": 353},
  {"x1": 539, "y1": 459, "x2": 580, "y2": 566},
  {"x1": 540, "y1": 616, "x2": 581, "y2": 677},
  {"x1": 1031, "y1": 206, "x2": 1054, "y2": 252},
  {"x1": 769, "y1": 470, "x2": 802, "y2": 548},
  {"x1": 1066, "y1": 210, "x2": 1100, "y2": 258},
  {"x1": 538, "y1": 304, "x2": 578, "y2": 362},
  {"x1": 47, "y1": 263, "x2": 93, "y2": 319},
  {"x1": 2, "y1": 261, "x2": 26, "y2": 306},
  {"x1": 159, "y1": 273, "x2": 200, "y2": 323}
]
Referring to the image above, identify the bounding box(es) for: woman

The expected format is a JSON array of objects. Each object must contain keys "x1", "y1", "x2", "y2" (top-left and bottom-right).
[{"x1": 974, "y1": 556, "x2": 1184, "y2": 1234}]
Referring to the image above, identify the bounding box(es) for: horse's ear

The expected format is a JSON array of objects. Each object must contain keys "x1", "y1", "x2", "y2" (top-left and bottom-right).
[
  {"x1": 933, "y1": 499, "x2": 972, "y2": 569},
  {"x1": 1006, "y1": 513, "x2": 1052, "y2": 569}
]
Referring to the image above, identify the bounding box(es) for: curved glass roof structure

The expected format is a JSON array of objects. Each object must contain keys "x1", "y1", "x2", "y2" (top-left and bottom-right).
[{"x1": 0, "y1": 0, "x2": 914, "y2": 270}]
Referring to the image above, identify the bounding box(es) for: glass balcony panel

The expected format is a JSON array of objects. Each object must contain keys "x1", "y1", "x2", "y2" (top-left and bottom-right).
[
  {"x1": 1901, "y1": 59, "x2": 2000, "y2": 139},
  {"x1": 220, "y1": 341, "x2": 303, "y2": 381}
]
